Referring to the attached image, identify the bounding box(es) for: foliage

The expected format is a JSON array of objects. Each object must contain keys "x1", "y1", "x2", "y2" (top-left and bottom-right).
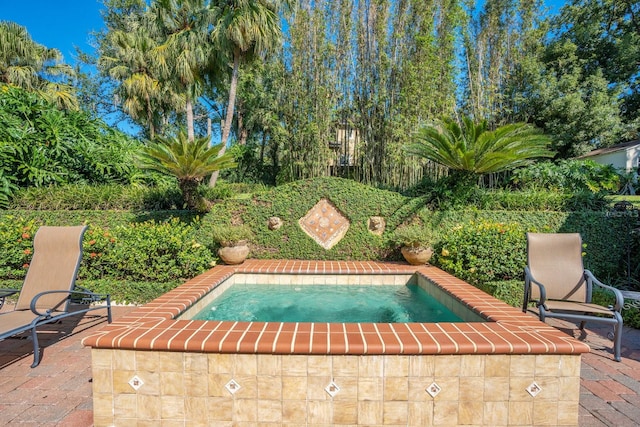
[
  {"x1": 79, "y1": 219, "x2": 214, "y2": 282},
  {"x1": 1, "y1": 177, "x2": 638, "y2": 304},
  {"x1": 592, "y1": 288, "x2": 640, "y2": 330},
  {"x1": 407, "y1": 116, "x2": 554, "y2": 177},
  {"x1": 389, "y1": 225, "x2": 435, "y2": 249},
  {"x1": 552, "y1": 0, "x2": 640, "y2": 129},
  {"x1": 0, "y1": 216, "x2": 37, "y2": 279},
  {"x1": 517, "y1": 39, "x2": 625, "y2": 157},
  {"x1": 479, "y1": 280, "x2": 524, "y2": 308},
  {"x1": 210, "y1": 223, "x2": 254, "y2": 247},
  {"x1": 79, "y1": 278, "x2": 181, "y2": 305},
  {"x1": 9, "y1": 183, "x2": 184, "y2": 211},
  {"x1": 461, "y1": 0, "x2": 546, "y2": 125},
  {"x1": 0, "y1": 22, "x2": 78, "y2": 110},
  {"x1": 434, "y1": 220, "x2": 533, "y2": 286},
  {"x1": 0, "y1": 85, "x2": 141, "y2": 204},
  {"x1": 511, "y1": 159, "x2": 620, "y2": 193},
  {"x1": 138, "y1": 131, "x2": 237, "y2": 209}
]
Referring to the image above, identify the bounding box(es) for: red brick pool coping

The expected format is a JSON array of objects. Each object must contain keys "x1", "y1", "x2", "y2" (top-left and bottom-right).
[{"x1": 82, "y1": 260, "x2": 590, "y2": 357}]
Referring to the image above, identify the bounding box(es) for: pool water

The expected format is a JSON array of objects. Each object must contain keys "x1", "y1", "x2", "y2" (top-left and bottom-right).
[{"x1": 192, "y1": 283, "x2": 464, "y2": 323}]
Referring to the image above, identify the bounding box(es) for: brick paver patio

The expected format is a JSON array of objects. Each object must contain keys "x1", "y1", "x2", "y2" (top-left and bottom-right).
[{"x1": 0, "y1": 303, "x2": 639, "y2": 425}]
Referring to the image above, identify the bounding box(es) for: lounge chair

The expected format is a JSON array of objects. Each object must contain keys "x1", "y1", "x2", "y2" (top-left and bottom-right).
[
  {"x1": 0, "y1": 226, "x2": 111, "y2": 367},
  {"x1": 523, "y1": 232, "x2": 624, "y2": 361}
]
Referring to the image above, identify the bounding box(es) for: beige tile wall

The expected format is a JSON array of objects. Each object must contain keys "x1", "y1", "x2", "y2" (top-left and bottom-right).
[{"x1": 92, "y1": 349, "x2": 581, "y2": 426}]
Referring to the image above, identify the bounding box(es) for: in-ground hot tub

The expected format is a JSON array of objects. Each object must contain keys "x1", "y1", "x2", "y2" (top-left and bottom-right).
[{"x1": 83, "y1": 260, "x2": 589, "y2": 426}]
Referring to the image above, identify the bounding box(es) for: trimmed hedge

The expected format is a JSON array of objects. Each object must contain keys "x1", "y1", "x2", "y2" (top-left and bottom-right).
[{"x1": 1, "y1": 177, "x2": 637, "y2": 319}]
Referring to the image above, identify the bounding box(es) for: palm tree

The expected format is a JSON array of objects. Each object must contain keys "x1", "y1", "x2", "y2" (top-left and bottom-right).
[
  {"x1": 0, "y1": 21, "x2": 77, "y2": 110},
  {"x1": 151, "y1": 0, "x2": 216, "y2": 141},
  {"x1": 138, "y1": 131, "x2": 237, "y2": 209},
  {"x1": 100, "y1": 25, "x2": 178, "y2": 139},
  {"x1": 207, "y1": 0, "x2": 286, "y2": 187},
  {"x1": 406, "y1": 116, "x2": 554, "y2": 185}
]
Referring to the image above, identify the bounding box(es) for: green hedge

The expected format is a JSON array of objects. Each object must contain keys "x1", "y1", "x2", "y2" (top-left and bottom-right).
[{"x1": 1, "y1": 177, "x2": 637, "y2": 315}]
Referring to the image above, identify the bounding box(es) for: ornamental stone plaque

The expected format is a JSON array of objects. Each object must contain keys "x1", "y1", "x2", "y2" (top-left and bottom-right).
[{"x1": 298, "y1": 198, "x2": 350, "y2": 250}]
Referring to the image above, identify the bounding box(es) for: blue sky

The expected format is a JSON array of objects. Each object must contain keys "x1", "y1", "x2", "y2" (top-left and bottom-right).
[
  {"x1": 2, "y1": 0, "x2": 568, "y2": 66},
  {"x1": 1, "y1": 0, "x2": 105, "y2": 64}
]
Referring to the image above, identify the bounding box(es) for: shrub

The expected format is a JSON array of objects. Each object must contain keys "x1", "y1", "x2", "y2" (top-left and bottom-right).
[
  {"x1": 511, "y1": 159, "x2": 620, "y2": 193},
  {"x1": 210, "y1": 224, "x2": 254, "y2": 247},
  {"x1": 434, "y1": 220, "x2": 531, "y2": 286},
  {"x1": 480, "y1": 280, "x2": 524, "y2": 308},
  {"x1": 79, "y1": 218, "x2": 214, "y2": 282},
  {"x1": 0, "y1": 216, "x2": 37, "y2": 279},
  {"x1": 10, "y1": 183, "x2": 184, "y2": 210},
  {"x1": 389, "y1": 225, "x2": 436, "y2": 248}
]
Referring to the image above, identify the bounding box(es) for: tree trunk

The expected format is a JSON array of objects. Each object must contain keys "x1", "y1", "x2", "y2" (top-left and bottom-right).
[
  {"x1": 237, "y1": 97, "x2": 248, "y2": 145},
  {"x1": 186, "y1": 97, "x2": 194, "y2": 142},
  {"x1": 209, "y1": 51, "x2": 240, "y2": 187}
]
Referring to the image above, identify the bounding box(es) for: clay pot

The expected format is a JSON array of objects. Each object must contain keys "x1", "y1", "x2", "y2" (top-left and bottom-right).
[
  {"x1": 218, "y1": 244, "x2": 250, "y2": 265},
  {"x1": 400, "y1": 246, "x2": 434, "y2": 265}
]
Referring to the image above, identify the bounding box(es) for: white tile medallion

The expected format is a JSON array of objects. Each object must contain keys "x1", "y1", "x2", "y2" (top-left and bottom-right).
[
  {"x1": 426, "y1": 382, "x2": 442, "y2": 398},
  {"x1": 325, "y1": 380, "x2": 341, "y2": 397},
  {"x1": 526, "y1": 382, "x2": 542, "y2": 397},
  {"x1": 225, "y1": 379, "x2": 242, "y2": 395},
  {"x1": 128, "y1": 375, "x2": 144, "y2": 391}
]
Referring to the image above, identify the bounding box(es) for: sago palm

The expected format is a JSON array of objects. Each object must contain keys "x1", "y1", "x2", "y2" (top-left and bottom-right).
[
  {"x1": 138, "y1": 131, "x2": 237, "y2": 209},
  {"x1": 406, "y1": 116, "x2": 554, "y2": 184}
]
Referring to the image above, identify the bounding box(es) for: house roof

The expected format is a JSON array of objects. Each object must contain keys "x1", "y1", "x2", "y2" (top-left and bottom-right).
[{"x1": 580, "y1": 140, "x2": 640, "y2": 158}]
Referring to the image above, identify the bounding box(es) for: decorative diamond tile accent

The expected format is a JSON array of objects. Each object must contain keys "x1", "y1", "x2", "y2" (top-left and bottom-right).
[
  {"x1": 426, "y1": 382, "x2": 441, "y2": 398},
  {"x1": 526, "y1": 382, "x2": 542, "y2": 397},
  {"x1": 225, "y1": 379, "x2": 241, "y2": 395},
  {"x1": 128, "y1": 375, "x2": 144, "y2": 391},
  {"x1": 325, "y1": 380, "x2": 341, "y2": 397},
  {"x1": 299, "y1": 198, "x2": 350, "y2": 250}
]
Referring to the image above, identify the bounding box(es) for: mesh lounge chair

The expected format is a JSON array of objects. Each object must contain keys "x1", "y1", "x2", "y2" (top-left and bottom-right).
[
  {"x1": 0, "y1": 226, "x2": 111, "y2": 367},
  {"x1": 523, "y1": 232, "x2": 624, "y2": 361}
]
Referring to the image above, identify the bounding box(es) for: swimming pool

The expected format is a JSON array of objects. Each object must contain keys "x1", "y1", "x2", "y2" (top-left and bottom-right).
[
  {"x1": 84, "y1": 260, "x2": 588, "y2": 426},
  {"x1": 191, "y1": 282, "x2": 470, "y2": 323}
]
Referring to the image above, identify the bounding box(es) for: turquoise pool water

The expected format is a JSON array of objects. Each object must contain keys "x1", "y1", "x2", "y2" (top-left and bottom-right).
[{"x1": 192, "y1": 283, "x2": 464, "y2": 323}]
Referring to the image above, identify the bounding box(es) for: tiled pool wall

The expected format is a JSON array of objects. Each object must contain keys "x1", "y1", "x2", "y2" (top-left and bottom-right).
[
  {"x1": 177, "y1": 272, "x2": 485, "y2": 323},
  {"x1": 83, "y1": 260, "x2": 589, "y2": 426}
]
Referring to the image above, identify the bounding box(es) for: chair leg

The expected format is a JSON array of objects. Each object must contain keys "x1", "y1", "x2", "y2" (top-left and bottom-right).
[
  {"x1": 30, "y1": 327, "x2": 41, "y2": 368},
  {"x1": 579, "y1": 321, "x2": 586, "y2": 330},
  {"x1": 612, "y1": 315, "x2": 623, "y2": 362}
]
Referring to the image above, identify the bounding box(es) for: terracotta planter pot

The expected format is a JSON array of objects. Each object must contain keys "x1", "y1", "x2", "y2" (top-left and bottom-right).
[
  {"x1": 218, "y1": 245, "x2": 250, "y2": 265},
  {"x1": 400, "y1": 246, "x2": 434, "y2": 265}
]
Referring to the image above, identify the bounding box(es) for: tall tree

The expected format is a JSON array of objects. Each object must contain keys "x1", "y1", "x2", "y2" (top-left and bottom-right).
[
  {"x1": 151, "y1": 0, "x2": 216, "y2": 141},
  {"x1": 0, "y1": 21, "x2": 77, "y2": 110},
  {"x1": 552, "y1": 0, "x2": 640, "y2": 136},
  {"x1": 100, "y1": 25, "x2": 170, "y2": 139},
  {"x1": 461, "y1": 0, "x2": 544, "y2": 125},
  {"x1": 208, "y1": 0, "x2": 286, "y2": 187}
]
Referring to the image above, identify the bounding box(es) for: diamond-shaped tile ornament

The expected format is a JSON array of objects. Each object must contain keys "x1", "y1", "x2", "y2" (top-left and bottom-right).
[
  {"x1": 325, "y1": 380, "x2": 341, "y2": 397},
  {"x1": 526, "y1": 382, "x2": 542, "y2": 397},
  {"x1": 299, "y1": 198, "x2": 350, "y2": 250},
  {"x1": 128, "y1": 375, "x2": 144, "y2": 391},
  {"x1": 225, "y1": 379, "x2": 241, "y2": 395},
  {"x1": 426, "y1": 382, "x2": 441, "y2": 398}
]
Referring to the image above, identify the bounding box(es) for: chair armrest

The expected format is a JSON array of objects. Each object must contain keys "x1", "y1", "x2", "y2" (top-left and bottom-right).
[
  {"x1": 524, "y1": 266, "x2": 547, "y2": 305},
  {"x1": 0, "y1": 288, "x2": 19, "y2": 298},
  {"x1": 584, "y1": 270, "x2": 624, "y2": 312},
  {"x1": 29, "y1": 289, "x2": 110, "y2": 317},
  {"x1": 30, "y1": 290, "x2": 75, "y2": 317},
  {"x1": 72, "y1": 286, "x2": 111, "y2": 304}
]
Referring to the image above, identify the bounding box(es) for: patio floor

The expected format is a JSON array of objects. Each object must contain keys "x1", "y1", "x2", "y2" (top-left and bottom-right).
[{"x1": 0, "y1": 303, "x2": 639, "y2": 426}]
